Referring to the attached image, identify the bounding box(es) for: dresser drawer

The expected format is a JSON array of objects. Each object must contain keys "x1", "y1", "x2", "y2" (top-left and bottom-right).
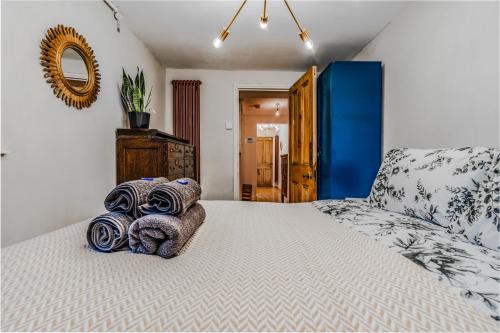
[
  {"x1": 167, "y1": 142, "x2": 184, "y2": 159},
  {"x1": 167, "y1": 158, "x2": 184, "y2": 178},
  {"x1": 184, "y1": 158, "x2": 194, "y2": 178},
  {"x1": 184, "y1": 146, "x2": 195, "y2": 158}
]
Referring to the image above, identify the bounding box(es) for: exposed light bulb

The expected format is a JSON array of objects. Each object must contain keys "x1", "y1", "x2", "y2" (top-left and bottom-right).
[
  {"x1": 304, "y1": 39, "x2": 313, "y2": 50},
  {"x1": 275, "y1": 110, "x2": 280, "y2": 116},
  {"x1": 260, "y1": 16, "x2": 268, "y2": 30},
  {"x1": 299, "y1": 29, "x2": 314, "y2": 51},
  {"x1": 213, "y1": 37, "x2": 223, "y2": 48},
  {"x1": 213, "y1": 27, "x2": 229, "y2": 48}
]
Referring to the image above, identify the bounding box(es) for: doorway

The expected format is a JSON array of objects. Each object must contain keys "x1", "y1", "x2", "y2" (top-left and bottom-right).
[
  {"x1": 235, "y1": 68, "x2": 316, "y2": 203},
  {"x1": 255, "y1": 124, "x2": 288, "y2": 202},
  {"x1": 239, "y1": 90, "x2": 289, "y2": 202}
]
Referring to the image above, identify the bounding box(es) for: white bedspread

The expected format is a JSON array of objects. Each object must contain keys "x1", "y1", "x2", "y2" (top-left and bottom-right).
[{"x1": 1, "y1": 201, "x2": 497, "y2": 331}]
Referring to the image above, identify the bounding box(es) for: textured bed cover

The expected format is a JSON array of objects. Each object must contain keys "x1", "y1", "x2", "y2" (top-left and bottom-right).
[
  {"x1": 1, "y1": 201, "x2": 497, "y2": 331},
  {"x1": 314, "y1": 199, "x2": 500, "y2": 321}
]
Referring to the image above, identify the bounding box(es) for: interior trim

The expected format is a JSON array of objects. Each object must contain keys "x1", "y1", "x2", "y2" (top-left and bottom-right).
[{"x1": 233, "y1": 83, "x2": 289, "y2": 200}]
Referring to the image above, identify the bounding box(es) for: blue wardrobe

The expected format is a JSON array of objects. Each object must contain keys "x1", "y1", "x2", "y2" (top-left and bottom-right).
[{"x1": 317, "y1": 61, "x2": 382, "y2": 200}]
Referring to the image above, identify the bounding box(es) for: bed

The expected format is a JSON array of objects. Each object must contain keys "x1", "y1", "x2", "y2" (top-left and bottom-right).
[
  {"x1": 315, "y1": 199, "x2": 500, "y2": 322},
  {"x1": 1, "y1": 200, "x2": 497, "y2": 332}
]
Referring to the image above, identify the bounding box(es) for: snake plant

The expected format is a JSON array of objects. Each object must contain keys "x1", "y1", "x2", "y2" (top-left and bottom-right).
[{"x1": 120, "y1": 67, "x2": 152, "y2": 113}]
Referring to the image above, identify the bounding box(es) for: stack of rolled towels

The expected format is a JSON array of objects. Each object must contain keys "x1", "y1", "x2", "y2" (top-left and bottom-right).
[{"x1": 87, "y1": 177, "x2": 205, "y2": 258}]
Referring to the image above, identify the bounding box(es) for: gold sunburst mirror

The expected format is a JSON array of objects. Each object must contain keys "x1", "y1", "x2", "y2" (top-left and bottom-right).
[{"x1": 40, "y1": 25, "x2": 100, "y2": 109}]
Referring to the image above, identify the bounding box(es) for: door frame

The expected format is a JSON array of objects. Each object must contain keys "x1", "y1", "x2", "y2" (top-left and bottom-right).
[{"x1": 233, "y1": 84, "x2": 290, "y2": 200}]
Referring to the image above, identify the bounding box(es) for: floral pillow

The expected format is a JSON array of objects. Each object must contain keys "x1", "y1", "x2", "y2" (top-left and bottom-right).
[
  {"x1": 368, "y1": 147, "x2": 499, "y2": 249},
  {"x1": 463, "y1": 154, "x2": 499, "y2": 251}
]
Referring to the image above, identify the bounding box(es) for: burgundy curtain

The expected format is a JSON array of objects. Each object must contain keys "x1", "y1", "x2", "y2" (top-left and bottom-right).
[{"x1": 172, "y1": 80, "x2": 202, "y2": 182}]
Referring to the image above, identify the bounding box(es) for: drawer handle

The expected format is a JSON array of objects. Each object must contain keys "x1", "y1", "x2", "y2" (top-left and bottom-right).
[{"x1": 169, "y1": 145, "x2": 181, "y2": 152}]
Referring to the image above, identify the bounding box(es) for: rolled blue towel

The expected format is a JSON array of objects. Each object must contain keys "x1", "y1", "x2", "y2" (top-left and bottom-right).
[
  {"x1": 104, "y1": 177, "x2": 168, "y2": 219},
  {"x1": 129, "y1": 203, "x2": 206, "y2": 258},
  {"x1": 139, "y1": 178, "x2": 201, "y2": 216},
  {"x1": 87, "y1": 212, "x2": 134, "y2": 252}
]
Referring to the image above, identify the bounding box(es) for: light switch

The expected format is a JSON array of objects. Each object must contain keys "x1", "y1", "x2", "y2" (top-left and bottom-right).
[{"x1": 225, "y1": 121, "x2": 233, "y2": 130}]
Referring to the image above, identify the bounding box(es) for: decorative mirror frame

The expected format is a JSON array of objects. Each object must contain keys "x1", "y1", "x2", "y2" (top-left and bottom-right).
[{"x1": 40, "y1": 25, "x2": 100, "y2": 109}]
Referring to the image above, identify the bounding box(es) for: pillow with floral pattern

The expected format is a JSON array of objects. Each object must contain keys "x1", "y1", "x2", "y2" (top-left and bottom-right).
[
  {"x1": 463, "y1": 153, "x2": 499, "y2": 251},
  {"x1": 368, "y1": 147, "x2": 499, "y2": 249}
]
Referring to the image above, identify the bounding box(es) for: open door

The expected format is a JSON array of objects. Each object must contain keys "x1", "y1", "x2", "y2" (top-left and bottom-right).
[{"x1": 288, "y1": 66, "x2": 317, "y2": 202}]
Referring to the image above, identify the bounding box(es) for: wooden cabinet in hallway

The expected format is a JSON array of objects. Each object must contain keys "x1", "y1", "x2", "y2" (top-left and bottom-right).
[{"x1": 256, "y1": 137, "x2": 273, "y2": 187}]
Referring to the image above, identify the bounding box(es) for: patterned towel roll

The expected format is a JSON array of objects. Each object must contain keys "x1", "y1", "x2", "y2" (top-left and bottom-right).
[
  {"x1": 139, "y1": 178, "x2": 201, "y2": 216},
  {"x1": 129, "y1": 203, "x2": 206, "y2": 258},
  {"x1": 104, "y1": 177, "x2": 168, "y2": 218},
  {"x1": 87, "y1": 212, "x2": 134, "y2": 252}
]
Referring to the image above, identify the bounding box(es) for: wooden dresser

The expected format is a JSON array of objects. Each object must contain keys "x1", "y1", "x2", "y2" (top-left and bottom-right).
[{"x1": 116, "y1": 129, "x2": 196, "y2": 184}]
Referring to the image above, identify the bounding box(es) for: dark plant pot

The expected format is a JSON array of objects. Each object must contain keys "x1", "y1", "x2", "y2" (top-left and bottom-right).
[{"x1": 128, "y1": 112, "x2": 150, "y2": 129}]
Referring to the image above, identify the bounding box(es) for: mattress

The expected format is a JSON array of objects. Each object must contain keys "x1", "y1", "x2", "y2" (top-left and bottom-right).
[
  {"x1": 314, "y1": 199, "x2": 500, "y2": 321},
  {"x1": 1, "y1": 201, "x2": 497, "y2": 331}
]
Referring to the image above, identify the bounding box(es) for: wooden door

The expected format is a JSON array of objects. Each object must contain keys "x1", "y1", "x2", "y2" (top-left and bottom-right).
[
  {"x1": 256, "y1": 137, "x2": 273, "y2": 187},
  {"x1": 289, "y1": 67, "x2": 317, "y2": 202},
  {"x1": 274, "y1": 135, "x2": 279, "y2": 183}
]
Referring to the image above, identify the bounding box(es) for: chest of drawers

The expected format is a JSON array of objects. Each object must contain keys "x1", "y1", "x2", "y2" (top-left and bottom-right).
[{"x1": 116, "y1": 129, "x2": 196, "y2": 184}]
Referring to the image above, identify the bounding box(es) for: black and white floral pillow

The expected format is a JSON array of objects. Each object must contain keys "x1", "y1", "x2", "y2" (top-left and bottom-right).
[
  {"x1": 463, "y1": 154, "x2": 500, "y2": 250},
  {"x1": 368, "y1": 147, "x2": 499, "y2": 250}
]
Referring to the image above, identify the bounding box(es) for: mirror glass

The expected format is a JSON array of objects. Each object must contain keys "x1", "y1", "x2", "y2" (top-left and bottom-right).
[{"x1": 61, "y1": 47, "x2": 88, "y2": 90}]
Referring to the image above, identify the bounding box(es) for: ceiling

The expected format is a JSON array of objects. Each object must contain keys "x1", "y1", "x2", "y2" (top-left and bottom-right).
[
  {"x1": 240, "y1": 90, "x2": 288, "y2": 116},
  {"x1": 242, "y1": 97, "x2": 289, "y2": 116},
  {"x1": 115, "y1": 1, "x2": 409, "y2": 71}
]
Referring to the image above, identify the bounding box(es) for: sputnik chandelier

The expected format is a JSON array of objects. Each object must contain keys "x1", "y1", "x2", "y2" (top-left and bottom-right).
[{"x1": 213, "y1": 0, "x2": 314, "y2": 50}]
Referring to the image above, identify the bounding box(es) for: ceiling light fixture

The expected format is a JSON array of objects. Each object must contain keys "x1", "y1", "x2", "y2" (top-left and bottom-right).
[
  {"x1": 213, "y1": 0, "x2": 248, "y2": 48},
  {"x1": 283, "y1": 0, "x2": 313, "y2": 50},
  {"x1": 275, "y1": 102, "x2": 280, "y2": 116},
  {"x1": 260, "y1": 0, "x2": 268, "y2": 29},
  {"x1": 213, "y1": 0, "x2": 313, "y2": 50}
]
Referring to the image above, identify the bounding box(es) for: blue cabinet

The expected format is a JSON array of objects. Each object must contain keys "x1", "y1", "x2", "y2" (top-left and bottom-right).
[{"x1": 317, "y1": 61, "x2": 382, "y2": 200}]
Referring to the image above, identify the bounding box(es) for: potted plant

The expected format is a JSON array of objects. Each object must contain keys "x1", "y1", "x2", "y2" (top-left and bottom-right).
[{"x1": 120, "y1": 67, "x2": 152, "y2": 129}]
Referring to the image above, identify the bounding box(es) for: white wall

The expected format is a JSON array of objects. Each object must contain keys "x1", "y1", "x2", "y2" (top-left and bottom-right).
[
  {"x1": 165, "y1": 69, "x2": 301, "y2": 200},
  {"x1": 353, "y1": 1, "x2": 499, "y2": 151},
  {"x1": 1, "y1": 1, "x2": 165, "y2": 247}
]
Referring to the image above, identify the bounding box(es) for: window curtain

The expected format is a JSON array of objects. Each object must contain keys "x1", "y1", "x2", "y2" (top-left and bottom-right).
[{"x1": 172, "y1": 80, "x2": 202, "y2": 182}]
